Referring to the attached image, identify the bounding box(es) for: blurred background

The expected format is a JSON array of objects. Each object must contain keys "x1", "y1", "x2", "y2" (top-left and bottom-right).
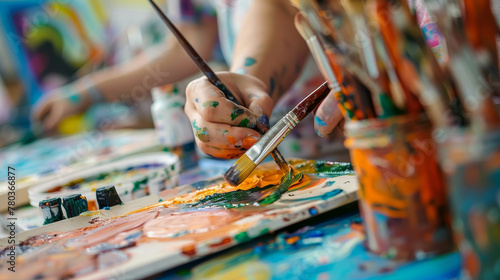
[{"x1": 0, "y1": 0, "x2": 168, "y2": 147}]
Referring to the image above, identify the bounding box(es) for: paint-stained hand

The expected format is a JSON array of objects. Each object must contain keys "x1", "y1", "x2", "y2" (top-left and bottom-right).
[
  {"x1": 314, "y1": 90, "x2": 344, "y2": 137},
  {"x1": 32, "y1": 87, "x2": 90, "y2": 133},
  {"x1": 185, "y1": 72, "x2": 274, "y2": 159}
]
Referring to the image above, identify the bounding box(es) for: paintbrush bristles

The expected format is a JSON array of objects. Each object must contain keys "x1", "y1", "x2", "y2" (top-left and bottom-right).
[{"x1": 224, "y1": 155, "x2": 256, "y2": 186}]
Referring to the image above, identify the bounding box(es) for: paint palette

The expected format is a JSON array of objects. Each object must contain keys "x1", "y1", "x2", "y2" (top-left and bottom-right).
[
  {"x1": 0, "y1": 129, "x2": 160, "y2": 211},
  {"x1": 0, "y1": 160, "x2": 358, "y2": 279},
  {"x1": 28, "y1": 152, "x2": 180, "y2": 211}
]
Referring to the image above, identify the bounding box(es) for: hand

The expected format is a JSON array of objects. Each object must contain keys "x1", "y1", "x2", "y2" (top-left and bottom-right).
[
  {"x1": 32, "y1": 85, "x2": 91, "y2": 132},
  {"x1": 314, "y1": 90, "x2": 344, "y2": 137},
  {"x1": 185, "y1": 72, "x2": 274, "y2": 159}
]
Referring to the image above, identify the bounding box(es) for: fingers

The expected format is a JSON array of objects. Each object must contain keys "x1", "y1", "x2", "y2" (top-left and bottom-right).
[
  {"x1": 241, "y1": 85, "x2": 274, "y2": 132},
  {"x1": 185, "y1": 100, "x2": 261, "y2": 158},
  {"x1": 43, "y1": 106, "x2": 66, "y2": 132},
  {"x1": 185, "y1": 73, "x2": 274, "y2": 158},
  {"x1": 32, "y1": 100, "x2": 61, "y2": 132},
  {"x1": 314, "y1": 90, "x2": 344, "y2": 137},
  {"x1": 32, "y1": 98, "x2": 52, "y2": 123}
]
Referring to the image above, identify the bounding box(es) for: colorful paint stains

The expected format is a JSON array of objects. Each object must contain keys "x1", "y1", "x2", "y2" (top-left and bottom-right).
[
  {"x1": 192, "y1": 120, "x2": 210, "y2": 142},
  {"x1": 202, "y1": 101, "x2": 219, "y2": 108},
  {"x1": 160, "y1": 213, "x2": 461, "y2": 280},
  {"x1": 244, "y1": 57, "x2": 257, "y2": 67},
  {"x1": 230, "y1": 108, "x2": 245, "y2": 121},
  {"x1": 314, "y1": 115, "x2": 327, "y2": 126},
  {"x1": 129, "y1": 167, "x2": 307, "y2": 211},
  {"x1": 0, "y1": 160, "x2": 357, "y2": 279},
  {"x1": 238, "y1": 118, "x2": 250, "y2": 127}
]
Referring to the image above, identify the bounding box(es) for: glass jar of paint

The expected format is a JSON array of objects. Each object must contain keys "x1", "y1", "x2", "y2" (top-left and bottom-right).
[
  {"x1": 438, "y1": 129, "x2": 500, "y2": 280},
  {"x1": 344, "y1": 115, "x2": 454, "y2": 261},
  {"x1": 151, "y1": 84, "x2": 198, "y2": 169}
]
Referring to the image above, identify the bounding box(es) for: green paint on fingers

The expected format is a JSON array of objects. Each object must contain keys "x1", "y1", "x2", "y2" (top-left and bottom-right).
[
  {"x1": 202, "y1": 101, "x2": 219, "y2": 108},
  {"x1": 222, "y1": 130, "x2": 228, "y2": 135},
  {"x1": 238, "y1": 118, "x2": 250, "y2": 127},
  {"x1": 192, "y1": 120, "x2": 210, "y2": 142},
  {"x1": 230, "y1": 108, "x2": 244, "y2": 121}
]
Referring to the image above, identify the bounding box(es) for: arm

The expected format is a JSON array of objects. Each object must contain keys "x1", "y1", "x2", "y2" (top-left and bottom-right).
[
  {"x1": 34, "y1": 19, "x2": 218, "y2": 132},
  {"x1": 92, "y1": 22, "x2": 218, "y2": 103},
  {"x1": 231, "y1": 0, "x2": 309, "y2": 101}
]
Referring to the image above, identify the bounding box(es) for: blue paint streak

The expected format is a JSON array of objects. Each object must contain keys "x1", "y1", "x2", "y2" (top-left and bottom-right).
[
  {"x1": 325, "y1": 181, "x2": 336, "y2": 187},
  {"x1": 320, "y1": 189, "x2": 343, "y2": 200},
  {"x1": 315, "y1": 115, "x2": 327, "y2": 126}
]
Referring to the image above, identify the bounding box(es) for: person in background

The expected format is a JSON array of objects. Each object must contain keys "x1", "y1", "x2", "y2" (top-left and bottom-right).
[
  {"x1": 33, "y1": 0, "x2": 221, "y2": 133},
  {"x1": 184, "y1": 0, "x2": 345, "y2": 159}
]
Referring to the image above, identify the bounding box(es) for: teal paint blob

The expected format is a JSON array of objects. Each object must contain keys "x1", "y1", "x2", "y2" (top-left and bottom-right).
[
  {"x1": 68, "y1": 94, "x2": 81, "y2": 104},
  {"x1": 244, "y1": 57, "x2": 257, "y2": 67},
  {"x1": 325, "y1": 181, "x2": 336, "y2": 187}
]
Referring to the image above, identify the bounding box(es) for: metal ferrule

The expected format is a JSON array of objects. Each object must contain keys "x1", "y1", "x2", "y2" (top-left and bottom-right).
[{"x1": 246, "y1": 112, "x2": 300, "y2": 165}]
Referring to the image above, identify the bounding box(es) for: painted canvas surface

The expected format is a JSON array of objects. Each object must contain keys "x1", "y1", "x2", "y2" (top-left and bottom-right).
[
  {"x1": 159, "y1": 211, "x2": 461, "y2": 280},
  {"x1": 0, "y1": 160, "x2": 358, "y2": 279}
]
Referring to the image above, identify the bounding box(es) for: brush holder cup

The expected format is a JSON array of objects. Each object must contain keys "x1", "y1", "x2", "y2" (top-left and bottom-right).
[
  {"x1": 344, "y1": 116, "x2": 454, "y2": 261},
  {"x1": 439, "y1": 130, "x2": 500, "y2": 280}
]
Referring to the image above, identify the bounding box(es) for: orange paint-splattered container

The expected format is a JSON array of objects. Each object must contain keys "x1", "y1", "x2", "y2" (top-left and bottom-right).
[
  {"x1": 344, "y1": 116, "x2": 454, "y2": 260},
  {"x1": 439, "y1": 130, "x2": 500, "y2": 280}
]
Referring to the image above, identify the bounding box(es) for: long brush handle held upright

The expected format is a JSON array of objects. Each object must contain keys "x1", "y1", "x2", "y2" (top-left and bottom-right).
[{"x1": 148, "y1": 0, "x2": 238, "y2": 104}]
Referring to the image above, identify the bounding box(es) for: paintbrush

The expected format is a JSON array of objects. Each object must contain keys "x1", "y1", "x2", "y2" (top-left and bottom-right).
[
  {"x1": 147, "y1": 0, "x2": 290, "y2": 173},
  {"x1": 224, "y1": 81, "x2": 330, "y2": 186}
]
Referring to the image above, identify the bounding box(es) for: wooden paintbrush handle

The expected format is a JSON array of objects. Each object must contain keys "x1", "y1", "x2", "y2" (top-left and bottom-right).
[
  {"x1": 291, "y1": 81, "x2": 330, "y2": 121},
  {"x1": 148, "y1": 0, "x2": 240, "y2": 104}
]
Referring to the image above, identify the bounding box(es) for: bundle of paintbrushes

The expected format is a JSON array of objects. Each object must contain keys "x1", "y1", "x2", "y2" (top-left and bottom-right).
[
  {"x1": 288, "y1": 0, "x2": 500, "y2": 262},
  {"x1": 293, "y1": 0, "x2": 500, "y2": 132}
]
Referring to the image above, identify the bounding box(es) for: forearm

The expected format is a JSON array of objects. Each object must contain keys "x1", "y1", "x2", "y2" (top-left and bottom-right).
[
  {"x1": 230, "y1": 0, "x2": 309, "y2": 102},
  {"x1": 79, "y1": 21, "x2": 218, "y2": 103}
]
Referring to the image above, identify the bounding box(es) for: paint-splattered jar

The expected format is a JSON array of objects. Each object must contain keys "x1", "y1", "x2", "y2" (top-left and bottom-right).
[
  {"x1": 151, "y1": 84, "x2": 198, "y2": 169},
  {"x1": 344, "y1": 115, "x2": 454, "y2": 261},
  {"x1": 438, "y1": 130, "x2": 500, "y2": 280}
]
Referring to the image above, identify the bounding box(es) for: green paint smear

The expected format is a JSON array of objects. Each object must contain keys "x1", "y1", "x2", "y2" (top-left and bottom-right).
[
  {"x1": 186, "y1": 167, "x2": 302, "y2": 209},
  {"x1": 238, "y1": 118, "x2": 250, "y2": 127},
  {"x1": 230, "y1": 108, "x2": 244, "y2": 121},
  {"x1": 222, "y1": 130, "x2": 228, "y2": 135},
  {"x1": 179, "y1": 160, "x2": 352, "y2": 210},
  {"x1": 202, "y1": 101, "x2": 219, "y2": 108},
  {"x1": 234, "y1": 231, "x2": 251, "y2": 243},
  {"x1": 132, "y1": 177, "x2": 149, "y2": 193},
  {"x1": 291, "y1": 160, "x2": 354, "y2": 178},
  {"x1": 192, "y1": 120, "x2": 210, "y2": 142}
]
